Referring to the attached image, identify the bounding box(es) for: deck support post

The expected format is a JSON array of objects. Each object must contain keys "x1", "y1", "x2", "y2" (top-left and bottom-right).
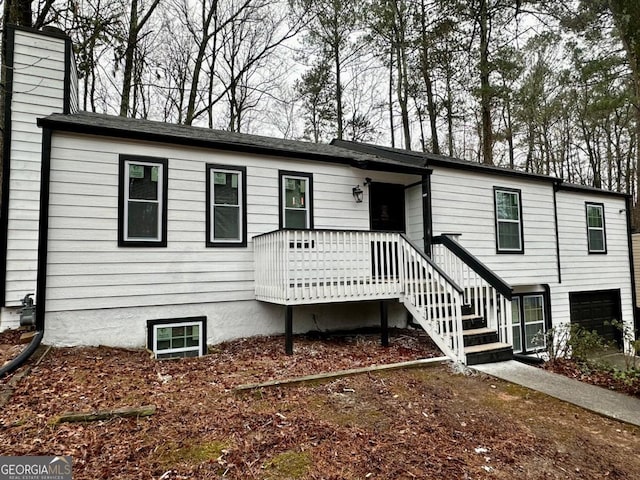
[
  {"x1": 285, "y1": 305, "x2": 293, "y2": 355},
  {"x1": 380, "y1": 301, "x2": 389, "y2": 347}
]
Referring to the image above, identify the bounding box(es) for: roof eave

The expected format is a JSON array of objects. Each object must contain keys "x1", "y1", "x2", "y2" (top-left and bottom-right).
[{"x1": 37, "y1": 116, "x2": 430, "y2": 176}]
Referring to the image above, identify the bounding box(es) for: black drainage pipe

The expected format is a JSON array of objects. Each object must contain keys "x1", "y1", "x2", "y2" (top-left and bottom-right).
[{"x1": 0, "y1": 329, "x2": 44, "y2": 378}]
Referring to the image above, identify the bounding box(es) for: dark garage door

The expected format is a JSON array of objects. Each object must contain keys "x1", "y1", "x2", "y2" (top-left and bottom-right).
[{"x1": 569, "y1": 289, "x2": 622, "y2": 346}]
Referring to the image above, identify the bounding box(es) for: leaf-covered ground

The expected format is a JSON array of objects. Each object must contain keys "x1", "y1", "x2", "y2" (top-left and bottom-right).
[
  {"x1": 1, "y1": 329, "x2": 640, "y2": 479},
  {"x1": 0, "y1": 328, "x2": 25, "y2": 367},
  {"x1": 544, "y1": 358, "x2": 640, "y2": 398}
]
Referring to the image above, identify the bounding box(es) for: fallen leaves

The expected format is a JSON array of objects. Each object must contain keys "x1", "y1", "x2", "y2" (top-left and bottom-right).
[
  {"x1": 0, "y1": 330, "x2": 639, "y2": 479},
  {"x1": 544, "y1": 358, "x2": 640, "y2": 398}
]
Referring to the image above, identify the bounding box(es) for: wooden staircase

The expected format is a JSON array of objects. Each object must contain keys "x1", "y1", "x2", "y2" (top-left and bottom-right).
[
  {"x1": 459, "y1": 304, "x2": 512, "y2": 365},
  {"x1": 407, "y1": 300, "x2": 512, "y2": 365}
]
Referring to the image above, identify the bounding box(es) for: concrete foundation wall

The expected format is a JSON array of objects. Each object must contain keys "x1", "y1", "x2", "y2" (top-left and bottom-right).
[{"x1": 42, "y1": 299, "x2": 408, "y2": 348}]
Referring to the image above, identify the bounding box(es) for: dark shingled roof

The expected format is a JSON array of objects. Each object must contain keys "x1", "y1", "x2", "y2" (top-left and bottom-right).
[
  {"x1": 332, "y1": 139, "x2": 553, "y2": 182},
  {"x1": 37, "y1": 111, "x2": 628, "y2": 198},
  {"x1": 37, "y1": 111, "x2": 424, "y2": 174},
  {"x1": 331, "y1": 139, "x2": 629, "y2": 198}
]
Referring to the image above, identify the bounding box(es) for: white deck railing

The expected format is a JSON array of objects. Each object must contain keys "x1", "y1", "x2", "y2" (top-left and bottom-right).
[
  {"x1": 254, "y1": 229, "x2": 466, "y2": 362},
  {"x1": 254, "y1": 229, "x2": 402, "y2": 305},
  {"x1": 432, "y1": 235, "x2": 513, "y2": 345}
]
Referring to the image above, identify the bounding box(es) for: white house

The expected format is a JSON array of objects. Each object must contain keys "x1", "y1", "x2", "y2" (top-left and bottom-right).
[{"x1": 0, "y1": 26, "x2": 636, "y2": 366}]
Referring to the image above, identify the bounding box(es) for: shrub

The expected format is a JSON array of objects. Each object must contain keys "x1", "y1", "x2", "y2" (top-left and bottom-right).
[{"x1": 541, "y1": 323, "x2": 610, "y2": 364}]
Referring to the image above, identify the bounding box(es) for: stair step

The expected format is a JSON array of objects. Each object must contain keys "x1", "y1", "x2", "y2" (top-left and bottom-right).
[
  {"x1": 461, "y1": 304, "x2": 474, "y2": 316},
  {"x1": 463, "y1": 327, "x2": 495, "y2": 336},
  {"x1": 461, "y1": 314, "x2": 486, "y2": 330},
  {"x1": 462, "y1": 327, "x2": 499, "y2": 346},
  {"x1": 464, "y1": 342, "x2": 513, "y2": 366},
  {"x1": 464, "y1": 341, "x2": 511, "y2": 353}
]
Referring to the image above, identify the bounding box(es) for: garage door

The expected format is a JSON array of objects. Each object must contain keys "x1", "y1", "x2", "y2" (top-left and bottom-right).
[{"x1": 569, "y1": 289, "x2": 622, "y2": 346}]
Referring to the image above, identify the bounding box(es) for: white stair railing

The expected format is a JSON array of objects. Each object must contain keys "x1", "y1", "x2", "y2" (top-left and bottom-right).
[
  {"x1": 398, "y1": 235, "x2": 466, "y2": 363},
  {"x1": 432, "y1": 235, "x2": 513, "y2": 346}
]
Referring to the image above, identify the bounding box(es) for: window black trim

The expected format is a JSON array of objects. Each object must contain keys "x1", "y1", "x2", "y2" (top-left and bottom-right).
[
  {"x1": 511, "y1": 287, "x2": 551, "y2": 354},
  {"x1": 494, "y1": 186, "x2": 524, "y2": 254},
  {"x1": 585, "y1": 202, "x2": 607, "y2": 254},
  {"x1": 146, "y1": 316, "x2": 207, "y2": 358},
  {"x1": 278, "y1": 170, "x2": 314, "y2": 229},
  {"x1": 206, "y1": 164, "x2": 247, "y2": 247},
  {"x1": 118, "y1": 155, "x2": 168, "y2": 247}
]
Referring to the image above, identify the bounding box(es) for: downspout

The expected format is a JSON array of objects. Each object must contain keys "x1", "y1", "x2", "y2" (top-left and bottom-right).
[
  {"x1": 625, "y1": 195, "x2": 638, "y2": 339},
  {"x1": 0, "y1": 331, "x2": 44, "y2": 377},
  {"x1": 422, "y1": 172, "x2": 432, "y2": 256},
  {"x1": 0, "y1": 128, "x2": 52, "y2": 377},
  {"x1": 552, "y1": 181, "x2": 562, "y2": 284}
]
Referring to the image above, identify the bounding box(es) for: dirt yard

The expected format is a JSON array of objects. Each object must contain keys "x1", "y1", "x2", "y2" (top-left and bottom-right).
[{"x1": 1, "y1": 329, "x2": 639, "y2": 479}]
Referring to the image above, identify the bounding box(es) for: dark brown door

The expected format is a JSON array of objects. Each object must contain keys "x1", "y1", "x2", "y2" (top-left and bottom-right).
[{"x1": 369, "y1": 182, "x2": 405, "y2": 232}]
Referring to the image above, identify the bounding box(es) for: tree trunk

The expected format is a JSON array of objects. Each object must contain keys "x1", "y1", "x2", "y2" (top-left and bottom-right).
[
  {"x1": 119, "y1": 0, "x2": 138, "y2": 117},
  {"x1": 186, "y1": 0, "x2": 218, "y2": 126},
  {"x1": 504, "y1": 100, "x2": 514, "y2": 169},
  {"x1": 388, "y1": 49, "x2": 395, "y2": 148},
  {"x1": 396, "y1": 41, "x2": 411, "y2": 150},
  {"x1": 419, "y1": 0, "x2": 440, "y2": 154},
  {"x1": 478, "y1": 0, "x2": 493, "y2": 165},
  {"x1": 334, "y1": 40, "x2": 343, "y2": 140},
  {"x1": 119, "y1": 0, "x2": 160, "y2": 117},
  {"x1": 445, "y1": 62, "x2": 454, "y2": 156}
]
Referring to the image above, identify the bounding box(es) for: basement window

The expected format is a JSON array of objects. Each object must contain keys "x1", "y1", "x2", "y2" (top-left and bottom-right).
[{"x1": 147, "y1": 317, "x2": 206, "y2": 359}]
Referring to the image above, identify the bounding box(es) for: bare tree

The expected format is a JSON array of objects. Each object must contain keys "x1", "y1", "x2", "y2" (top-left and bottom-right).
[{"x1": 119, "y1": 0, "x2": 161, "y2": 117}]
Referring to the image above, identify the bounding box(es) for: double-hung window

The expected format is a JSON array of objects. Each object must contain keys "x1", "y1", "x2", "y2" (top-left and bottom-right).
[
  {"x1": 279, "y1": 171, "x2": 313, "y2": 229},
  {"x1": 119, "y1": 155, "x2": 168, "y2": 247},
  {"x1": 586, "y1": 202, "x2": 606, "y2": 253},
  {"x1": 494, "y1": 187, "x2": 523, "y2": 253},
  {"x1": 206, "y1": 164, "x2": 246, "y2": 247}
]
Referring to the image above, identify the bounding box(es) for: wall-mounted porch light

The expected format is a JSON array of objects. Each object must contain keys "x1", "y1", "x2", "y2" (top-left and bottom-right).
[{"x1": 352, "y1": 185, "x2": 364, "y2": 203}]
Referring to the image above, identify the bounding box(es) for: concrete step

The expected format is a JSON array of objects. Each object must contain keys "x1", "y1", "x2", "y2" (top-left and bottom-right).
[
  {"x1": 465, "y1": 342, "x2": 513, "y2": 366},
  {"x1": 462, "y1": 327, "x2": 499, "y2": 347}
]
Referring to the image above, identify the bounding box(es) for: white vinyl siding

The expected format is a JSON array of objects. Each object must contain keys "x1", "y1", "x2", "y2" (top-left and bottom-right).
[
  {"x1": 405, "y1": 184, "x2": 424, "y2": 248},
  {"x1": 430, "y1": 168, "x2": 557, "y2": 285},
  {"x1": 633, "y1": 233, "x2": 640, "y2": 307},
  {"x1": 44, "y1": 133, "x2": 419, "y2": 313},
  {"x1": 4, "y1": 29, "x2": 67, "y2": 306},
  {"x1": 552, "y1": 192, "x2": 632, "y2": 330}
]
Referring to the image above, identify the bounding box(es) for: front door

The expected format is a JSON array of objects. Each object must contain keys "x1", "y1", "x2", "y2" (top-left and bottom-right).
[{"x1": 369, "y1": 182, "x2": 405, "y2": 232}]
